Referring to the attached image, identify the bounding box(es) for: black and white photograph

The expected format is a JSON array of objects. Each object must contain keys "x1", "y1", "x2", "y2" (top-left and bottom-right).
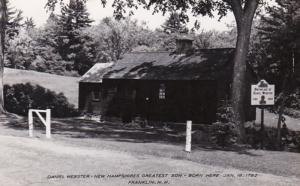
[{"x1": 0, "y1": 0, "x2": 299, "y2": 185}]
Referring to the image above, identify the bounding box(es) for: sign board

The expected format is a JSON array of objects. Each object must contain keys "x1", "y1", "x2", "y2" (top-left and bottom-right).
[{"x1": 251, "y1": 80, "x2": 275, "y2": 106}]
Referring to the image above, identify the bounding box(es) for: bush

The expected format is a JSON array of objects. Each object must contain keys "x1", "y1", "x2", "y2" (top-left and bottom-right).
[
  {"x1": 4, "y1": 83, "x2": 79, "y2": 117},
  {"x1": 209, "y1": 122, "x2": 238, "y2": 147},
  {"x1": 216, "y1": 101, "x2": 234, "y2": 123}
]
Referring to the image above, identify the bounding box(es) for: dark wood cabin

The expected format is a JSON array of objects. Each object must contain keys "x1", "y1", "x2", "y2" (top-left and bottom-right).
[{"x1": 79, "y1": 41, "x2": 256, "y2": 124}]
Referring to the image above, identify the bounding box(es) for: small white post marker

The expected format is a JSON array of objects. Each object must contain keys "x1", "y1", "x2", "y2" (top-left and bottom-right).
[
  {"x1": 45, "y1": 109, "x2": 51, "y2": 139},
  {"x1": 185, "y1": 120, "x2": 192, "y2": 152},
  {"x1": 28, "y1": 110, "x2": 33, "y2": 137}
]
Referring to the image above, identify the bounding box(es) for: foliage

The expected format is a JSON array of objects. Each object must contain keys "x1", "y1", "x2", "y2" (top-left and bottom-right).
[
  {"x1": 56, "y1": 0, "x2": 94, "y2": 75},
  {"x1": 24, "y1": 17, "x2": 35, "y2": 30},
  {"x1": 4, "y1": 83, "x2": 79, "y2": 117},
  {"x1": 216, "y1": 101, "x2": 234, "y2": 123},
  {"x1": 250, "y1": 0, "x2": 300, "y2": 115},
  {"x1": 245, "y1": 122, "x2": 300, "y2": 151},
  {"x1": 4, "y1": 26, "x2": 71, "y2": 75},
  {"x1": 5, "y1": 0, "x2": 23, "y2": 39},
  {"x1": 209, "y1": 122, "x2": 238, "y2": 147},
  {"x1": 89, "y1": 17, "x2": 154, "y2": 62},
  {"x1": 5, "y1": 30, "x2": 35, "y2": 69},
  {"x1": 253, "y1": 0, "x2": 300, "y2": 86},
  {"x1": 210, "y1": 101, "x2": 238, "y2": 147},
  {"x1": 161, "y1": 12, "x2": 188, "y2": 34},
  {"x1": 193, "y1": 28, "x2": 236, "y2": 49}
]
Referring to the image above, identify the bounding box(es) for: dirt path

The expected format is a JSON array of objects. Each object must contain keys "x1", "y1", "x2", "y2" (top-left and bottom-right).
[{"x1": 0, "y1": 135, "x2": 299, "y2": 186}]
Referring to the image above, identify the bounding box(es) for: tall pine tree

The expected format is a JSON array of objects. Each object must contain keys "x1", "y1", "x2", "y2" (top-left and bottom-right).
[
  {"x1": 161, "y1": 12, "x2": 188, "y2": 34},
  {"x1": 5, "y1": 0, "x2": 23, "y2": 39},
  {"x1": 57, "y1": 0, "x2": 93, "y2": 74}
]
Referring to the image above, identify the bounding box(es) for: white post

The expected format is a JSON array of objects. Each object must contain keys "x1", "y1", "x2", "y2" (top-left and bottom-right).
[
  {"x1": 28, "y1": 109, "x2": 52, "y2": 139},
  {"x1": 185, "y1": 120, "x2": 192, "y2": 152},
  {"x1": 28, "y1": 110, "x2": 33, "y2": 137},
  {"x1": 45, "y1": 109, "x2": 51, "y2": 139}
]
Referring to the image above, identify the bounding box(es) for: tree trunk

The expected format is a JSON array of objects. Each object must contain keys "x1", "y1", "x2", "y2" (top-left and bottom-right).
[
  {"x1": 0, "y1": 0, "x2": 6, "y2": 114},
  {"x1": 231, "y1": 0, "x2": 259, "y2": 143},
  {"x1": 232, "y1": 24, "x2": 252, "y2": 143}
]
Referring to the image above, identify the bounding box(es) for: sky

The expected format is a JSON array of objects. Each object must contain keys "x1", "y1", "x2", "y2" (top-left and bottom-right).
[{"x1": 10, "y1": 0, "x2": 237, "y2": 31}]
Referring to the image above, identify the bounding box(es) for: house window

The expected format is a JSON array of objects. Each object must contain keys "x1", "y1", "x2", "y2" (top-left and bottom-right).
[
  {"x1": 159, "y1": 84, "x2": 166, "y2": 100},
  {"x1": 92, "y1": 90, "x2": 101, "y2": 101}
]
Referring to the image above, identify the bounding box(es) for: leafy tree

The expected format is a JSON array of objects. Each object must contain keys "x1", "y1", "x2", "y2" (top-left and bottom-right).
[
  {"x1": 29, "y1": 20, "x2": 75, "y2": 75},
  {"x1": 3, "y1": 0, "x2": 31, "y2": 72},
  {"x1": 5, "y1": 29, "x2": 35, "y2": 69},
  {"x1": 251, "y1": 0, "x2": 300, "y2": 148},
  {"x1": 4, "y1": 12, "x2": 75, "y2": 76},
  {"x1": 193, "y1": 28, "x2": 236, "y2": 49},
  {"x1": 90, "y1": 17, "x2": 152, "y2": 62},
  {"x1": 45, "y1": 0, "x2": 264, "y2": 142},
  {"x1": 257, "y1": 0, "x2": 300, "y2": 83}
]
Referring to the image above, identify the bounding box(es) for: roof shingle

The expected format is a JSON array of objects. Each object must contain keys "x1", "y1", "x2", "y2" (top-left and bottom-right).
[{"x1": 80, "y1": 48, "x2": 235, "y2": 82}]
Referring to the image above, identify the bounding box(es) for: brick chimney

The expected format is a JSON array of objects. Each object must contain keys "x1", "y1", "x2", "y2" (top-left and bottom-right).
[{"x1": 176, "y1": 36, "x2": 193, "y2": 54}]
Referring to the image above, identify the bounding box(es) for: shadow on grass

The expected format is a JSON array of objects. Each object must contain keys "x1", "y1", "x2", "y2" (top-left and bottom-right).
[{"x1": 2, "y1": 116, "x2": 261, "y2": 156}]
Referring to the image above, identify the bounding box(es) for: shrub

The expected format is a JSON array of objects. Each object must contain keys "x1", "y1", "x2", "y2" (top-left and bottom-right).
[
  {"x1": 209, "y1": 122, "x2": 238, "y2": 147},
  {"x1": 4, "y1": 83, "x2": 79, "y2": 117},
  {"x1": 216, "y1": 101, "x2": 234, "y2": 123}
]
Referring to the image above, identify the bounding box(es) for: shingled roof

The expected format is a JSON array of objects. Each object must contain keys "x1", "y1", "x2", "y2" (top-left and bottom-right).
[
  {"x1": 80, "y1": 48, "x2": 235, "y2": 82},
  {"x1": 80, "y1": 62, "x2": 114, "y2": 83}
]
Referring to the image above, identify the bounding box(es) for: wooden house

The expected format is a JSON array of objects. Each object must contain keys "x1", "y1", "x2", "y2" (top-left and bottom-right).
[{"x1": 79, "y1": 39, "x2": 256, "y2": 124}]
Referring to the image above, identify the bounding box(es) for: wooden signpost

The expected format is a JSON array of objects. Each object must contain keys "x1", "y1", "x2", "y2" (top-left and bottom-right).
[
  {"x1": 28, "y1": 109, "x2": 51, "y2": 139},
  {"x1": 251, "y1": 80, "x2": 275, "y2": 149}
]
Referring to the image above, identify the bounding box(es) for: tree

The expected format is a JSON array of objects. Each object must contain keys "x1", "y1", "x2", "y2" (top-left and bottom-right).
[
  {"x1": 25, "y1": 14, "x2": 76, "y2": 75},
  {"x1": 252, "y1": 0, "x2": 300, "y2": 148},
  {"x1": 0, "y1": 0, "x2": 7, "y2": 113},
  {"x1": 156, "y1": 13, "x2": 189, "y2": 52},
  {"x1": 89, "y1": 17, "x2": 152, "y2": 62},
  {"x1": 46, "y1": 0, "x2": 263, "y2": 142},
  {"x1": 56, "y1": 0, "x2": 93, "y2": 74},
  {"x1": 5, "y1": 29, "x2": 35, "y2": 69},
  {"x1": 24, "y1": 17, "x2": 35, "y2": 30},
  {"x1": 193, "y1": 28, "x2": 236, "y2": 49},
  {"x1": 5, "y1": 0, "x2": 23, "y2": 39},
  {"x1": 161, "y1": 12, "x2": 188, "y2": 34}
]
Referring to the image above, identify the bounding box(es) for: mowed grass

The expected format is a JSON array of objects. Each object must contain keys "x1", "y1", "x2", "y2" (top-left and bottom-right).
[
  {"x1": 1, "y1": 117, "x2": 299, "y2": 178},
  {"x1": 3, "y1": 68, "x2": 80, "y2": 107}
]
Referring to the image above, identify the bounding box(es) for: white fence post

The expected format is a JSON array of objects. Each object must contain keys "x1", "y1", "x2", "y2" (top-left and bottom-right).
[
  {"x1": 28, "y1": 109, "x2": 33, "y2": 137},
  {"x1": 185, "y1": 120, "x2": 192, "y2": 152},
  {"x1": 28, "y1": 109, "x2": 51, "y2": 139},
  {"x1": 46, "y1": 109, "x2": 51, "y2": 139}
]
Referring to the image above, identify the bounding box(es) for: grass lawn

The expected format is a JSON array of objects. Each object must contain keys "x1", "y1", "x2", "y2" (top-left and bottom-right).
[
  {"x1": 2, "y1": 68, "x2": 300, "y2": 184},
  {"x1": 1, "y1": 116, "x2": 300, "y2": 179},
  {"x1": 3, "y1": 68, "x2": 80, "y2": 107}
]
